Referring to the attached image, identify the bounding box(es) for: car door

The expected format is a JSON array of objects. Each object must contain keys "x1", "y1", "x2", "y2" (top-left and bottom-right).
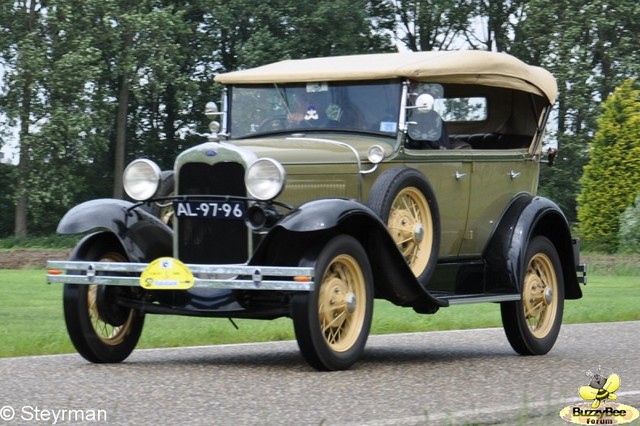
[
  {"x1": 402, "y1": 150, "x2": 473, "y2": 260},
  {"x1": 458, "y1": 145, "x2": 540, "y2": 257}
]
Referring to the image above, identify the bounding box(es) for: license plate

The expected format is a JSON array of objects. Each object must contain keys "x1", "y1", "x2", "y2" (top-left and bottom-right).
[{"x1": 173, "y1": 201, "x2": 245, "y2": 219}]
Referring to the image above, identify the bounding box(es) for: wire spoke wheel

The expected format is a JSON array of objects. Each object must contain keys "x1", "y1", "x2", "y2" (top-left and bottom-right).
[
  {"x1": 86, "y1": 252, "x2": 137, "y2": 346},
  {"x1": 522, "y1": 253, "x2": 558, "y2": 338},
  {"x1": 292, "y1": 235, "x2": 373, "y2": 371},
  {"x1": 318, "y1": 254, "x2": 367, "y2": 352},
  {"x1": 63, "y1": 237, "x2": 144, "y2": 363},
  {"x1": 501, "y1": 236, "x2": 564, "y2": 355}
]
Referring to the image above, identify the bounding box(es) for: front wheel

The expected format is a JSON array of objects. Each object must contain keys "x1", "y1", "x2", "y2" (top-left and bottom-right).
[
  {"x1": 501, "y1": 236, "x2": 564, "y2": 355},
  {"x1": 292, "y1": 235, "x2": 374, "y2": 371},
  {"x1": 63, "y1": 239, "x2": 144, "y2": 363}
]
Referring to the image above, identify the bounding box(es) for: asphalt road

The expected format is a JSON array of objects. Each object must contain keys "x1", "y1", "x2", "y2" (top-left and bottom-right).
[{"x1": 0, "y1": 321, "x2": 639, "y2": 425}]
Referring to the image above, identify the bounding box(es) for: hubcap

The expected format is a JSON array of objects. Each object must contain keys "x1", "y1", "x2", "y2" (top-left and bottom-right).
[
  {"x1": 345, "y1": 293, "x2": 357, "y2": 314},
  {"x1": 413, "y1": 224, "x2": 424, "y2": 243},
  {"x1": 543, "y1": 286, "x2": 553, "y2": 305}
]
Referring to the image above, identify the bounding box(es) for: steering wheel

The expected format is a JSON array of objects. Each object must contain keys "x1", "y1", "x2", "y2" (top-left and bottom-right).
[{"x1": 258, "y1": 116, "x2": 289, "y2": 132}]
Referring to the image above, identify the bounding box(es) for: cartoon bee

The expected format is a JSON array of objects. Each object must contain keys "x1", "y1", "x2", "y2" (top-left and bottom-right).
[{"x1": 579, "y1": 373, "x2": 620, "y2": 408}]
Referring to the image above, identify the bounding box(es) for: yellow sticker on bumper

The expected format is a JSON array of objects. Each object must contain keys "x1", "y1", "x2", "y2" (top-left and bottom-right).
[{"x1": 140, "y1": 257, "x2": 194, "y2": 290}]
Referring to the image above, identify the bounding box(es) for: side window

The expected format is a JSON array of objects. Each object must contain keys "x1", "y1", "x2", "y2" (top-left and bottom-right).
[{"x1": 434, "y1": 97, "x2": 488, "y2": 122}]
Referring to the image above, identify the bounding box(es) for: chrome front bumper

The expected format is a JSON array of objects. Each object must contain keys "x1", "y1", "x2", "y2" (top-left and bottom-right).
[{"x1": 46, "y1": 260, "x2": 315, "y2": 291}]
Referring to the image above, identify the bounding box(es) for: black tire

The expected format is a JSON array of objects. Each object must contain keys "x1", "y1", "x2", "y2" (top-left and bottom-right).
[
  {"x1": 142, "y1": 171, "x2": 175, "y2": 226},
  {"x1": 501, "y1": 236, "x2": 564, "y2": 355},
  {"x1": 366, "y1": 168, "x2": 440, "y2": 286},
  {"x1": 63, "y1": 239, "x2": 144, "y2": 363},
  {"x1": 292, "y1": 235, "x2": 374, "y2": 371}
]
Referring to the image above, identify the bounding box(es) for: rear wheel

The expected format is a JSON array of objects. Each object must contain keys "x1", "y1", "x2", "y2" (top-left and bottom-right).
[
  {"x1": 292, "y1": 235, "x2": 373, "y2": 371},
  {"x1": 63, "y1": 239, "x2": 144, "y2": 363},
  {"x1": 501, "y1": 236, "x2": 564, "y2": 355}
]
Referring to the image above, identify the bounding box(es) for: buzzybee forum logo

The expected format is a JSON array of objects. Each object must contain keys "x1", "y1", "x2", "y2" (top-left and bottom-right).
[{"x1": 560, "y1": 367, "x2": 639, "y2": 424}]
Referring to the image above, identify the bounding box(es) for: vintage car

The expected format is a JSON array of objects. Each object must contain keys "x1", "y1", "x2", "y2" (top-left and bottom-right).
[{"x1": 47, "y1": 50, "x2": 586, "y2": 371}]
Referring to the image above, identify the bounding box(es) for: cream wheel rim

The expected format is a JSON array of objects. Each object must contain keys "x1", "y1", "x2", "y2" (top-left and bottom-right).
[
  {"x1": 523, "y1": 252, "x2": 558, "y2": 338},
  {"x1": 87, "y1": 252, "x2": 135, "y2": 346},
  {"x1": 318, "y1": 254, "x2": 367, "y2": 352},
  {"x1": 387, "y1": 187, "x2": 433, "y2": 276}
]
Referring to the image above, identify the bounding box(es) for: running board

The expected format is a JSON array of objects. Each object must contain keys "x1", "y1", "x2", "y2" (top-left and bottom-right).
[{"x1": 432, "y1": 292, "x2": 521, "y2": 305}]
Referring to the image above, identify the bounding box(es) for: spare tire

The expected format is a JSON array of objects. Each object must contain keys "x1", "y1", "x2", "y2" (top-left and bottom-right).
[{"x1": 366, "y1": 168, "x2": 440, "y2": 286}]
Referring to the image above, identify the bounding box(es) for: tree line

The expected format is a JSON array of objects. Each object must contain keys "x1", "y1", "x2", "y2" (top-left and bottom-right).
[{"x1": 0, "y1": 0, "x2": 638, "y2": 252}]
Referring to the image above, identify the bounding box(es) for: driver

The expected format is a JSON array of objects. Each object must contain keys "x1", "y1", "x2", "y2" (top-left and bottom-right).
[{"x1": 287, "y1": 86, "x2": 330, "y2": 126}]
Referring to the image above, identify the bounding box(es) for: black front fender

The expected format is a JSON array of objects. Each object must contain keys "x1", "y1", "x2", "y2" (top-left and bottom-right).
[
  {"x1": 252, "y1": 198, "x2": 445, "y2": 310},
  {"x1": 57, "y1": 199, "x2": 173, "y2": 262},
  {"x1": 485, "y1": 195, "x2": 582, "y2": 299}
]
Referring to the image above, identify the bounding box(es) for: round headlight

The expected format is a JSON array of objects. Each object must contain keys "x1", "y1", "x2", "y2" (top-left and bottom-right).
[
  {"x1": 123, "y1": 159, "x2": 161, "y2": 201},
  {"x1": 209, "y1": 120, "x2": 221, "y2": 133},
  {"x1": 245, "y1": 158, "x2": 286, "y2": 201}
]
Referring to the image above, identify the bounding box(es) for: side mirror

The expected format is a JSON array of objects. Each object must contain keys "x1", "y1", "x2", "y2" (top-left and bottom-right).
[{"x1": 414, "y1": 93, "x2": 435, "y2": 113}]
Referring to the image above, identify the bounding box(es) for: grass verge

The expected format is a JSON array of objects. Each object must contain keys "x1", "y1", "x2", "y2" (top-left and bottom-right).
[
  {"x1": 0, "y1": 271, "x2": 638, "y2": 358},
  {"x1": 0, "y1": 235, "x2": 78, "y2": 249}
]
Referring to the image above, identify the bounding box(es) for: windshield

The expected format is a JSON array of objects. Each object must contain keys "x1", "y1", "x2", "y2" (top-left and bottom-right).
[{"x1": 228, "y1": 80, "x2": 402, "y2": 139}]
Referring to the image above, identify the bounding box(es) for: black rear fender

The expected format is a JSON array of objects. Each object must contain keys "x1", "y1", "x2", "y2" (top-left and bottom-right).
[
  {"x1": 251, "y1": 199, "x2": 444, "y2": 310},
  {"x1": 57, "y1": 199, "x2": 173, "y2": 263},
  {"x1": 485, "y1": 195, "x2": 582, "y2": 299}
]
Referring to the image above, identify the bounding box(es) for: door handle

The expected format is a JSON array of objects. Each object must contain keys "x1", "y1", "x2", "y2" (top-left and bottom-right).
[
  {"x1": 509, "y1": 170, "x2": 521, "y2": 180},
  {"x1": 455, "y1": 171, "x2": 467, "y2": 181}
]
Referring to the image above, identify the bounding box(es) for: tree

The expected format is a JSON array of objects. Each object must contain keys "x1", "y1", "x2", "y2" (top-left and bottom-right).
[
  {"x1": 510, "y1": 0, "x2": 640, "y2": 222},
  {"x1": 0, "y1": 163, "x2": 16, "y2": 237},
  {"x1": 466, "y1": 0, "x2": 527, "y2": 52},
  {"x1": 577, "y1": 78, "x2": 640, "y2": 252},
  {"x1": 3, "y1": 0, "x2": 638, "y2": 238},
  {"x1": 390, "y1": 0, "x2": 473, "y2": 51},
  {"x1": 83, "y1": 1, "x2": 195, "y2": 198},
  {"x1": 0, "y1": 0, "x2": 396, "y2": 235},
  {"x1": 618, "y1": 194, "x2": 640, "y2": 254},
  {"x1": 0, "y1": 0, "x2": 49, "y2": 237},
  {"x1": 288, "y1": 0, "x2": 395, "y2": 57},
  {"x1": 203, "y1": 0, "x2": 394, "y2": 74}
]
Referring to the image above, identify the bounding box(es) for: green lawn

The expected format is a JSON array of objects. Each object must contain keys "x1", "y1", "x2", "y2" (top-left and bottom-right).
[{"x1": 0, "y1": 270, "x2": 639, "y2": 358}]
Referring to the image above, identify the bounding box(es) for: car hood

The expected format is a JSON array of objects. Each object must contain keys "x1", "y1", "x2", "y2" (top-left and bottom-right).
[{"x1": 230, "y1": 133, "x2": 396, "y2": 165}]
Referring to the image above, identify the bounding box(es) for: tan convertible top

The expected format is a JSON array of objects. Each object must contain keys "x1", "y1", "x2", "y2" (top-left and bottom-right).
[{"x1": 215, "y1": 50, "x2": 557, "y2": 104}]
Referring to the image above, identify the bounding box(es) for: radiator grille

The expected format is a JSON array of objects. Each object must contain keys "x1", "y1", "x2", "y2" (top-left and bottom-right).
[{"x1": 177, "y1": 162, "x2": 248, "y2": 264}]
